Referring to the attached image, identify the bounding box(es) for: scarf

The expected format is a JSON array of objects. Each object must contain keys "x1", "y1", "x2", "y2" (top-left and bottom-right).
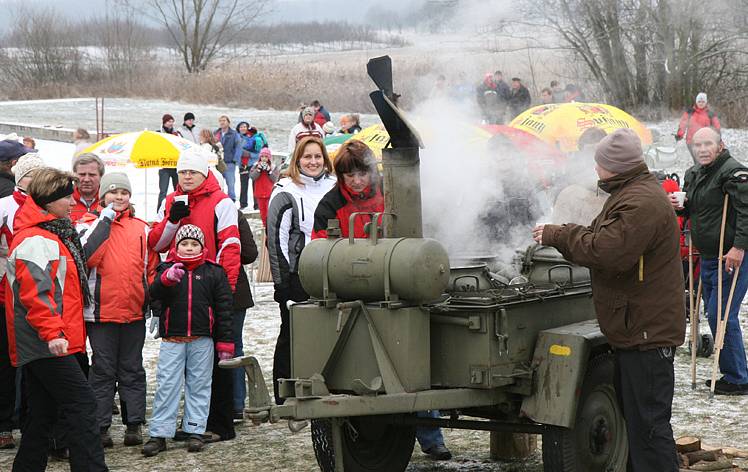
[{"x1": 38, "y1": 218, "x2": 91, "y2": 307}]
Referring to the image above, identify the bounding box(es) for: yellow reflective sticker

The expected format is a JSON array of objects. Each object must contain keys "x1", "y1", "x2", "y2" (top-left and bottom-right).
[{"x1": 549, "y1": 344, "x2": 571, "y2": 356}]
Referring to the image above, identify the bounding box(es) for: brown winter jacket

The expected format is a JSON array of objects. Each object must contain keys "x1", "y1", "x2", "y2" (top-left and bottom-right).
[{"x1": 542, "y1": 163, "x2": 686, "y2": 350}]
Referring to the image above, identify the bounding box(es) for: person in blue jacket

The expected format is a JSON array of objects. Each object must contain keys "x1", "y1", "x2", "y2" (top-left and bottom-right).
[{"x1": 214, "y1": 115, "x2": 242, "y2": 202}]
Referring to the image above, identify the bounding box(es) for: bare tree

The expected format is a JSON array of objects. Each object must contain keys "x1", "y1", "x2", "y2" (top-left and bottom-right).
[
  {"x1": 88, "y1": 1, "x2": 154, "y2": 87},
  {"x1": 0, "y1": 6, "x2": 85, "y2": 88},
  {"x1": 487, "y1": 0, "x2": 748, "y2": 116},
  {"x1": 135, "y1": 0, "x2": 268, "y2": 73}
]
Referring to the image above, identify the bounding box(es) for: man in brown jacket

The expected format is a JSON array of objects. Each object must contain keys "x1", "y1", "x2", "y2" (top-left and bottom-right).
[{"x1": 532, "y1": 129, "x2": 685, "y2": 472}]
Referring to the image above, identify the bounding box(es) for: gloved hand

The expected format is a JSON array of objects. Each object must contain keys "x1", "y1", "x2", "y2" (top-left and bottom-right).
[
  {"x1": 162, "y1": 262, "x2": 185, "y2": 285},
  {"x1": 216, "y1": 342, "x2": 235, "y2": 361},
  {"x1": 674, "y1": 134, "x2": 683, "y2": 142},
  {"x1": 149, "y1": 316, "x2": 159, "y2": 338},
  {"x1": 100, "y1": 203, "x2": 116, "y2": 221},
  {"x1": 48, "y1": 338, "x2": 69, "y2": 356},
  {"x1": 168, "y1": 201, "x2": 190, "y2": 223},
  {"x1": 259, "y1": 162, "x2": 270, "y2": 171}
]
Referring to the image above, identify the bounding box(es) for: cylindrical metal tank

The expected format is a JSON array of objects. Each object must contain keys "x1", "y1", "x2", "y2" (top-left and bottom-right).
[{"x1": 299, "y1": 237, "x2": 450, "y2": 303}]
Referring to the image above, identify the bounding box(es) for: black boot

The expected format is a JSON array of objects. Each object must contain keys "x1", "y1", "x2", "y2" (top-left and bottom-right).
[
  {"x1": 124, "y1": 424, "x2": 143, "y2": 446},
  {"x1": 142, "y1": 437, "x2": 166, "y2": 457},
  {"x1": 100, "y1": 428, "x2": 113, "y2": 449}
]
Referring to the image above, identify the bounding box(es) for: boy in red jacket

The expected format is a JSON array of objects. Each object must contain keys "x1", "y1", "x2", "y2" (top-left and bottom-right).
[{"x1": 143, "y1": 225, "x2": 234, "y2": 457}]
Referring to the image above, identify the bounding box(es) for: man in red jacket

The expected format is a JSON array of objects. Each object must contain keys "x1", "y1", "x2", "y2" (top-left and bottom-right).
[{"x1": 71, "y1": 153, "x2": 104, "y2": 222}]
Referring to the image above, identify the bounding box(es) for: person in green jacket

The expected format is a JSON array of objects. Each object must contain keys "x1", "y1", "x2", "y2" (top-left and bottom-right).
[{"x1": 672, "y1": 126, "x2": 748, "y2": 395}]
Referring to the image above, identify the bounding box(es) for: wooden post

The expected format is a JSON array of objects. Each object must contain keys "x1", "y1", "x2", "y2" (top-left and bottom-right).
[{"x1": 490, "y1": 432, "x2": 538, "y2": 460}]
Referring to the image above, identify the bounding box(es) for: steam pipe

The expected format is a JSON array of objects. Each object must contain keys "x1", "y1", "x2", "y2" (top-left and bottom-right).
[{"x1": 382, "y1": 147, "x2": 423, "y2": 238}]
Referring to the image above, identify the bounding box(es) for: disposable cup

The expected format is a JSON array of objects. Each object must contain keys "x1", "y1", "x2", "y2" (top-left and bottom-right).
[{"x1": 673, "y1": 191, "x2": 686, "y2": 207}]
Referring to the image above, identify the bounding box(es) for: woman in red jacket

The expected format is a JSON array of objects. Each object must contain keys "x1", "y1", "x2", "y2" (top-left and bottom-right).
[
  {"x1": 76, "y1": 172, "x2": 160, "y2": 449},
  {"x1": 312, "y1": 139, "x2": 383, "y2": 239},
  {"x1": 5, "y1": 168, "x2": 108, "y2": 471},
  {"x1": 676, "y1": 92, "x2": 721, "y2": 159}
]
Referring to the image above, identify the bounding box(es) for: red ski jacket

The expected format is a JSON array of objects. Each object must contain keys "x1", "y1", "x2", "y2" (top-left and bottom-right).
[
  {"x1": 148, "y1": 172, "x2": 241, "y2": 290},
  {"x1": 5, "y1": 197, "x2": 87, "y2": 366},
  {"x1": 312, "y1": 182, "x2": 384, "y2": 239},
  {"x1": 676, "y1": 106, "x2": 721, "y2": 144}
]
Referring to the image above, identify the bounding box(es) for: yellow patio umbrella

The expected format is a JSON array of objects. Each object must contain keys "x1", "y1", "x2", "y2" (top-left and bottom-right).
[
  {"x1": 325, "y1": 124, "x2": 391, "y2": 160},
  {"x1": 508, "y1": 103, "x2": 652, "y2": 153},
  {"x1": 81, "y1": 130, "x2": 216, "y2": 168}
]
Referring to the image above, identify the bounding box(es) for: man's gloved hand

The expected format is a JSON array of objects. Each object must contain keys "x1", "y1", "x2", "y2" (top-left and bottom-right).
[
  {"x1": 163, "y1": 262, "x2": 185, "y2": 285},
  {"x1": 100, "y1": 203, "x2": 116, "y2": 221},
  {"x1": 149, "y1": 316, "x2": 159, "y2": 338},
  {"x1": 168, "y1": 201, "x2": 190, "y2": 223}
]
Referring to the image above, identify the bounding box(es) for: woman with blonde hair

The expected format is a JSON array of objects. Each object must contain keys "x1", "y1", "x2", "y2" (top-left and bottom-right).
[{"x1": 266, "y1": 136, "x2": 335, "y2": 404}]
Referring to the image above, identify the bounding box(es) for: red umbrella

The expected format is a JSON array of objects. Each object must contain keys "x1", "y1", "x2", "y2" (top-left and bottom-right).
[{"x1": 480, "y1": 124, "x2": 567, "y2": 187}]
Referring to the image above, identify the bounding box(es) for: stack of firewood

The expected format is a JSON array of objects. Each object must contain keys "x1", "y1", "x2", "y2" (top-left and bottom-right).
[{"x1": 677, "y1": 436, "x2": 747, "y2": 471}]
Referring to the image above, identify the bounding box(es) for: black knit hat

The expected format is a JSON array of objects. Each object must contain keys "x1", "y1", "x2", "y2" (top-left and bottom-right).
[{"x1": 184, "y1": 112, "x2": 195, "y2": 122}]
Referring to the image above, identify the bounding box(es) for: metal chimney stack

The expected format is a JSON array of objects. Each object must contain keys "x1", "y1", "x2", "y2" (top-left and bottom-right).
[{"x1": 367, "y1": 56, "x2": 424, "y2": 238}]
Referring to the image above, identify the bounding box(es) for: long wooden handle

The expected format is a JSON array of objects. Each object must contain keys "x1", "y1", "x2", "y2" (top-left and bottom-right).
[
  {"x1": 689, "y1": 237, "x2": 697, "y2": 388},
  {"x1": 710, "y1": 194, "x2": 730, "y2": 397}
]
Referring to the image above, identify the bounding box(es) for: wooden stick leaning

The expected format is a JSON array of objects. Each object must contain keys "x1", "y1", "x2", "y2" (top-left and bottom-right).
[
  {"x1": 709, "y1": 194, "x2": 729, "y2": 398},
  {"x1": 688, "y1": 230, "x2": 697, "y2": 389}
]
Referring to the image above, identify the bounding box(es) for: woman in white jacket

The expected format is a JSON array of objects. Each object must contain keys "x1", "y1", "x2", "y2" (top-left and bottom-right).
[
  {"x1": 287, "y1": 107, "x2": 324, "y2": 154},
  {"x1": 266, "y1": 136, "x2": 335, "y2": 405}
]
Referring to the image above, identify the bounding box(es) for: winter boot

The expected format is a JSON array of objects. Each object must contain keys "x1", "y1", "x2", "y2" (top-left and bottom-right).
[
  {"x1": 187, "y1": 434, "x2": 204, "y2": 453},
  {"x1": 422, "y1": 444, "x2": 452, "y2": 460},
  {"x1": 0, "y1": 431, "x2": 15, "y2": 449},
  {"x1": 142, "y1": 437, "x2": 166, "y2": 457},
  {"x1": 100, "y1": 428, "x2": 113, "y2": 449},
  {"x1": 124, "y1": 424, "x2": 143, "y2": 446}
]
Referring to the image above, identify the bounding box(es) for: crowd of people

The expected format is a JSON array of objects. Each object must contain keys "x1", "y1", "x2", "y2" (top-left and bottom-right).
[{"x1": 0, "y1": 82, "x2": 742, "y2": 472}]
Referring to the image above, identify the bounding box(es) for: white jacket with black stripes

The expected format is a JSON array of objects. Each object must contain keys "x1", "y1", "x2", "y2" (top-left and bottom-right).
[{"x1": 266, "y1": 173, "x2": 335, "y2": 289}]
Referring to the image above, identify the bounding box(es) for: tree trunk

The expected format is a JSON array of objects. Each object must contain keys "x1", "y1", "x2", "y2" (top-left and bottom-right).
[{"x1": 489, "y1": 432, "x2": 537, "y2": 460}]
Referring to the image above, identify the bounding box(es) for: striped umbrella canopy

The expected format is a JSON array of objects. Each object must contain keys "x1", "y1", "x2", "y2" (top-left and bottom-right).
[{"x1": 80, "y1": 130, "x2": 216, "y2": 168}]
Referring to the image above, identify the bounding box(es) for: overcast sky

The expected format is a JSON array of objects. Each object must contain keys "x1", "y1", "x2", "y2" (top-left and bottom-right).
[{"x1": 0, "y1": 0, "x2": 422, "y2": 26}]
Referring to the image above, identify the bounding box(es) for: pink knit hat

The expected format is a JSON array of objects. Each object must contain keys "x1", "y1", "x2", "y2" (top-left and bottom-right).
[
  {"x1": 259, "y1": 147, "x2": 272, "y2": 158},
  {"x1": 594, "y1": 129, "x2": 644, "y2": 174}
]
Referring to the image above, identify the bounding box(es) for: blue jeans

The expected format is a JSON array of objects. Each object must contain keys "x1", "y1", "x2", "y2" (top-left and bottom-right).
[
  {"x1": 149, "y1": 337, "x2": 214, "y2": 438},
  {"x1": 415, "y1": 410, "x2": 445, "y2": 451},
  {"x1": 232, "y1": 309, "x2": 246, "y2": 413},
  {"x1": 701, "y1": 257, "x2": 748, "y2": 385},
  {"x1": 222, "y1": 162, "x2": 237, "y2": 202}
]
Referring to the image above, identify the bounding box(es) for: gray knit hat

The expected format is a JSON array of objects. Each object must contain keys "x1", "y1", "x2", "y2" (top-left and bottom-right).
[
  {"x1": 11, "y1": 153, "x2": 45, "y2": 186},
  {"x1": 175, "y1": 224, "x2": 204, "y2": 248},
  {"x1": 594, "y1": 129, "x2": 644, "y2": 174},
  {"x1": 99, "y1": 172, "x2": 132, "y2": 198},
  {"x1": 302, "y1": 106, "x2": 315, "y2": 117}
]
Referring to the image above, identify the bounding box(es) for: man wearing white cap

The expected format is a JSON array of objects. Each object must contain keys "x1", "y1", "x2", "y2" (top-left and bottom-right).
[
  {"x1": 676, "y1": 92, "x2": 721, "y2": 158},
  {"x1": 148, "y1": 149, "x2": 240, "y2": 442}
]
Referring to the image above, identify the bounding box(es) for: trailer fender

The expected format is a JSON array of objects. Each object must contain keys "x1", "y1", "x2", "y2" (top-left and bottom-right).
[{"x1": 520, "y1": 319, "x2": 608, "y2": 429}]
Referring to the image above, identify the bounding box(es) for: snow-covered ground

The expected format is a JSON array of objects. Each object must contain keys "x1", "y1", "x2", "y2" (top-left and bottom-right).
[{"x1": 2, "y1": 117, "x2": 748, "y2": 470}]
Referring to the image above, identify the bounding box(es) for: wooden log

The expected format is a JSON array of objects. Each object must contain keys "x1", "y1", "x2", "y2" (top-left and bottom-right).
[
  {"x1": 680, "y1": 453, "x2": 690, "y2": 468},
  {"x1": 687, "y1": 459, "x2": 735, "y2": 471},
  {"x1": 677, "y1": 436, "x2": 702, "y2": 453},
  {"x1": 685, "y1": 449, "x2": 719, "y2": 464},
  {"x1": 489, "y1": 432, "x2": 537, "y2": 460}
]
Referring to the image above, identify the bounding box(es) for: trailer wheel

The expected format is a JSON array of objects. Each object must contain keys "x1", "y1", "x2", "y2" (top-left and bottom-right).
[
  {"x1": 541, "y1": 353, "x2": 628, "y2": 472},
  {"x1": 311, "y1": 416, "x2": 415, "y2": 472}
]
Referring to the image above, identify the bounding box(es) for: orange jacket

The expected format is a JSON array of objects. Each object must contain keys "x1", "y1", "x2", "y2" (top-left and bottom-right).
[
  {"x1": 70, "y1": 187, "x2": 102, "y2": 223},
  {"x1": 4, "y1": 197, "x2": 86, "y2": 366},
  {"x1": 77, "y1": 209, "x2": 160, "y2": 323}
]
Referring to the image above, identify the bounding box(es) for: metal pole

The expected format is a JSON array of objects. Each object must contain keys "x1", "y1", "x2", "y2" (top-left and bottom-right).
[{"x1": 381, "y1": 147, "x2": 423, "y2": 238}]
